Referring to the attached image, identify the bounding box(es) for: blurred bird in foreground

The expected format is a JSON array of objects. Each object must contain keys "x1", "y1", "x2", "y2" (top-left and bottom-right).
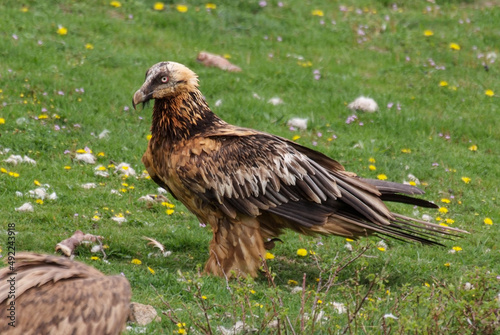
[
  {"x1": 0, "y1": 253, "x2": 130, "y2": 335},
  {"x1": 133, "y1": 61, "x2": 466, "y2": 277}
]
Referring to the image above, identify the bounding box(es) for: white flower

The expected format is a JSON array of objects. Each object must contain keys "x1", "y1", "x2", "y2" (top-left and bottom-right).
[
  {"x1": 347, "y1": 96, "x2": 378, "y2": 113},
  {"x1": 115, "y1": 162, "x2": 136, "y2": 176},
  {"x1": 464, "y1": 282, "x2": 474, "y2": 290},
  {"x1": 112, "y1": 216, "x2": 127, "y2": 224},
  {"x1": 214, "y1": 99, "x2": 223, "y2": 107},
  {"x1": 287, "y1": 117, "x2": 308, "y2": 130},
  {"x1": 15, "y1": 203, "x2": 34, "y2": 212},
  {"x1": 268, "y1": 97, "x2": 283, "y2": 105},
  {"x1": 421, "y1": 214, "x2": 432, "y2": 222},
  {"x1": 98, "y1": 129, "x2": 110, "y2": 139},
  {"x1": 75, "y1": 153, "x2": 96, "y2": 164},
  {"x1": 15, "y1": 191, "x2": 23, "y2": 197},
  {"x1": 4, "y1": 155, "x2": 23, "y2": 165},
  {"x1": 110, "y1": 189, "x2": 123, "y2": 196},
  {"x1": 291, "y1": 286, "x2": 303, "y2": 294},
  {"x1": 331, "y1": 302, "x2": 346, "y2": 314},
  {"x1": 23, "y1": 156, "x2": 36, "y2": 165},
  {"x1": 28, "y1": 188, "x2": 49, "y2": 199}
]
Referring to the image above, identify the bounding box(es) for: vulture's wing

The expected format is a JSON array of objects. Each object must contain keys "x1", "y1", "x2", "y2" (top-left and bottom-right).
[
  {"x1": 176, "y1": 126, "x2": 403, "y2": 229},
  {"x1": 0, "y1": 253, "x2": 131, "y2": 335}
]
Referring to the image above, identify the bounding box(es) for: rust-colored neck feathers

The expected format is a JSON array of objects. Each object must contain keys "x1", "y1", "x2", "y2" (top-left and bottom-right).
[{"x1": 151, "y1": 90, "x2": 225, "y2": 143}]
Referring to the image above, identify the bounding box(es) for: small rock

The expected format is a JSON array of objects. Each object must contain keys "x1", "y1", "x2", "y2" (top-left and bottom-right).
[{"x1": 128, "y1": 302, "x2": 160, "y2": 326}]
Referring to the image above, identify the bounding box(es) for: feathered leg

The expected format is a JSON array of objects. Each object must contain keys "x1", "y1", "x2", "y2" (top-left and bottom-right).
[{"x1": 204, "y1": 217, "x2": 266, "y2": 278}]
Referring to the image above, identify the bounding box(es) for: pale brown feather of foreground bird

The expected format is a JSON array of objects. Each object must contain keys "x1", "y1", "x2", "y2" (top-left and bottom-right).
[
  {"x1": 0, "y1": 253, "x2": 131, "y2": 335},
  {"x1": 133, "y1": 61, "x2": 467, "y2": 278}
]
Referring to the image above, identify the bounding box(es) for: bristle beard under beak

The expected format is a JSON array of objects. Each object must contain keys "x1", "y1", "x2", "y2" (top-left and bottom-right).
[{"x1": 132, "y1": 90, "x2": 152, "y2": 110}]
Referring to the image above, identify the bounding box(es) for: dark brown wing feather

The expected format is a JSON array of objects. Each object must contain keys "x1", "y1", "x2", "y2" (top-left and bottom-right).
[
  {"x1": 0, "y1": 253, "x2": 131, "y2": 335},
  {"x1": 173, "y1": 125, "x2": 463, "y2": 244}
]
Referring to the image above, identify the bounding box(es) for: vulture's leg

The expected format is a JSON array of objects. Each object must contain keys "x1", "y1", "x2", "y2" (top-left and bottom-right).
[{"x1": 204, "y1": 217, "x2": 266, "y2": 278}]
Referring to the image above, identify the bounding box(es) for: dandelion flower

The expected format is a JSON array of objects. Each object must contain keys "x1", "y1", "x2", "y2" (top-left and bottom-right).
[
  {"x1": 439, "y1": 207, "x2": 448, "y2": 214},
  {"x1": 206, "y1": 3, "x2": 216, "y2": 9},
  {"x1": 0, "y1": 118, "x2": 5, "y2": 124},
  {"x1": 423, "y1": 30, "x2": 434, "y2": 36},
  {"x1": 148, "y1": 266, "x2": 155, "y2": 275},
  {"x1": 468, "y1": 144, "x2": 478, "y2": 151},
  {"x1": 452, "y1": 246, "x2": 462, "y2": 252},
  {"x1": 461, "y1": 176, "x2": 471, "y2": 184},
  {"x1": 439, "y1": 81, "x2": 448, "y2": 87},
  {"x1": 444, "y1": 262, "x2": 451, "y2": 267},
  {"x1": 153, "y1": 2, "x2": 164, "y2": 10},
  {"x1": 176, "y1": 4, "x2": 188, "y2": 12},
  {"x1": 368, "y1": 157, "x2": 376, "y2": 163},
  {"x1": 85, "y1": 43, "x2": 94, "y2": 50},
  {"x1": 57, "y1": 25, "x2": 68, "y2": 35},
  {"x1": 485, "y1": 89, "x2": 494, "y2": 97},
  {"x1": 265, "y1": 252, "x2": 275, "y2": 260},
  {"x1": 445, "y1": 218, "x2": 455, "y2": 224},
  {"x1": 297, "y1": 248, "x2": 308, "y2": 257},
  {"x1": 292, "y1": 135, "x2": 301, "y2": 141},
  {"x1": 91, "y1": 256, "x2": 100, "y2": 261},
  {"x1": 441, "y1": 198, "x2": 451, "y2": 204},
  {"x1": 166, "y1": 209, "x2": 174, "y2": 215},
  {"x1": 288, "y1": 279, "x2": 298, "y2": 285},
  {"x1": 202, "y1": 295, "x2": 207, "y2": 300},
  {"x1": 110, "y1": 1, "x2": 121, "y2": 7},
  {"x1": 401, "y1": 148, "x2": 411, "y2": 154},
  {"x1": 131, "y1": 259, "x2": 142, "y2": 265},
  {"x1": 449, "y1": 43, "x2": 461, "y2": 51},
  {"x1": 317, "y1": 299, "x2": 323, "y2": 304},
  {"x1": 312, "y1": 9, "x2": 324, "y2": 16},
  {"x1": 377, "y1": 247, "x2": 386, "y2": 252},
  {"x1": 368, "y1": 165, "x2": 376, "y2": 171},
  {"x1": 484, "y1": 217, "x2": 493, "y2": 225},
  {"x1": 377, "y1": 174, "x2": 388, "y2": 180}
]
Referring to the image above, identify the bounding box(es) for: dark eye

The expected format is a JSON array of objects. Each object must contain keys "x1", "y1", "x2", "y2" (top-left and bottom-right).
[{"x1": 161, "y1": 76, "x2": 168, "y2": 83}]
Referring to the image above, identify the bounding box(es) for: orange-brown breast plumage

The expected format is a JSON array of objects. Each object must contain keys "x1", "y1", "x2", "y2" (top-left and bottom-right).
[{"x1": 133, "y1": 61, "x2": 466, "y2": 278}]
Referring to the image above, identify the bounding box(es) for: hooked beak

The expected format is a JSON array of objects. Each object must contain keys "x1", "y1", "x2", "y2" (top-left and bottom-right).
[{"x1": 132, "y1": 89, "x2": 151, "y2": 110}]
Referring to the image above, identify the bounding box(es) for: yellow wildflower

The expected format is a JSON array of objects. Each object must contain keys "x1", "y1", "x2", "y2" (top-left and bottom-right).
[
  {"x1": 368, "y1": 157, "x2": 376, "y2": 163},
  {"x1": 452, "y1": 246, "x2": 462, "y2": 252},
  {"x1": 368, "y1": 165, "x2": 376, "y2": 171},
  {"x1": 423, "y1": 30, "x2": 434, "y2": 36},
  {"x1": 34, "y1": 180, "x2": 41, "y2": 186},
  {"x1": 312, "y1": 9, "x2": 324, "y2": 16},
  {"x1": 468, "y1": 144, "x2": 477, "y2": 151},
  {"x1": 64, "y1": 166, "x2": 71, "y2": 170},
  {"x1": 445, "y1": 218, "x2": 455, "y2": 224},
  {"x1": 401, "y1": 148, "x2": 411, "y2": 154},
  {"x1": 484, "y1": 217, "x2": 493, "y2": 225},
  {"x1": 461, "y1": 176, "x2": 471, "y2": 184},
  {"x1": 176, "y1": 4, "x2": 188, "y2": 12},
  {"x1": 441, "y1": 198, "x2": 451, "y2": 204},
  {"x1": 449, "y1": 43, "x2": 460, "y2": 51},
  {"x1": 35, "y1": 199, "x2": 44, "y2": 205},
  {"x1": 424, "y1": 282, "x2": 430, "y2": 287},
  {"x1": 0, "y1": 118, "x2": 5, "y2": 124},
  {"x1": 166, "y1": 209, "x2": 174, "y2": 215},
  {"x1": 288, "y1": 279, "x2": 298, "y2": 285},
  {"x1": 206, "y1": 3, "x2": 216, "y2": 9},
  {"x1": 346, "y1": 238, "x2": 354, "y2": 242},
  {"x1": 110, "y1": 1, "x2": 121, "y2": 7},
  {"x1": 153, "y1": 2, "x2": 164, "y2": 10},
  {"x1": 444, "y1": 262, "x2": 451, "y2": 267},
  {"x1": 377, "y1": 174, "x2": 388, "y2": 180},
  {"x1": 148, "y1": 266, "x2": 155, "y2": 275},
  {"x1": 265, "y1": 252, "x2": 275, "y2": 260},
  {"x1": 439, "y1": 81, "x2": 448, "y2": 87},
  {"x1": 292, "y1": 135, "x2": 300, "y2": 141},
  {"x1": 317, "y1": 299, "x2": 323, "y2": 304},
  {"x1": 485, "y1": 89, "x2": 494, "y2": 97},
  {"x1": 147, "y1": 134, "x2": 152, "y2": 140},
  {"x1": 91, "y1": 256, "x2": 100, "y2": 261},
  {"x1": 131, "y1": 259, "x2": 142, "y2": 265},
  {"x1": 202, "y1": 295, "x2": 207, "y2": 299},
  {"x1": 439, "y1": 207, "x2": 448, "y2": 214},
  {"x1": 377, "y1": 247, "x2": 386, "y2": 252},
  {"x1": 297, "y1": 248, "x2": 307, "y2": 257},
  {"x1": 409, "y1": 181, "x2": 416, "y2": 186},
  {"x1": 57, "y1": 26, "x2": 68, "y2": 35}
]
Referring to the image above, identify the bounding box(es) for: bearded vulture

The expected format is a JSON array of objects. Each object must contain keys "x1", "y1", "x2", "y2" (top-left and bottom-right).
[{"x1": 132, "y1": 61, "x2": 465, "y2": 277}]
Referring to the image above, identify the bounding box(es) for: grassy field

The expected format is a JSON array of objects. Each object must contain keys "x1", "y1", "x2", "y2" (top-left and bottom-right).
[{"x1": 1, "y1": 0, "x2": 499, "y2": 333}]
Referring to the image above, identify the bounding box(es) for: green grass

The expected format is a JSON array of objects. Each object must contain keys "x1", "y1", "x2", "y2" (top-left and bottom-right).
[{"x1": 1, "y1": 0, "x2": 499, "y2": 333}]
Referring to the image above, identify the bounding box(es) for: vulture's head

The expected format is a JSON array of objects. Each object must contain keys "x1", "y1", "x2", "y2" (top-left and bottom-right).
[{"x1": 132, "y1": 61, "x2": 199, "y2": 109}]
